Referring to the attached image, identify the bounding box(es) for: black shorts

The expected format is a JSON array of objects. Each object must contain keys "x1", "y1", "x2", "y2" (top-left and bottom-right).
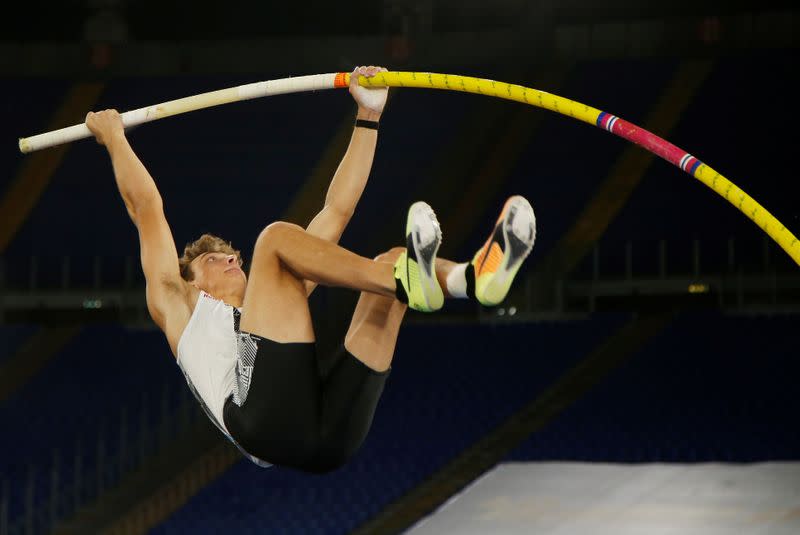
[{"x1": 223, "y1": 332, "x2": 389, "y2": 473}]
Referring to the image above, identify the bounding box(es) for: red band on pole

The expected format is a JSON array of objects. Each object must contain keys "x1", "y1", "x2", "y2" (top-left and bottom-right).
[{"x1": 611, "y1": 118, "x2": 687, "y2": 169}]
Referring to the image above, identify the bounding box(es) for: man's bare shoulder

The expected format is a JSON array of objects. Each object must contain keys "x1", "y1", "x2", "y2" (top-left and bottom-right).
[{"x1": 148, "y1": 276, "x2": 199, "y2": 356}]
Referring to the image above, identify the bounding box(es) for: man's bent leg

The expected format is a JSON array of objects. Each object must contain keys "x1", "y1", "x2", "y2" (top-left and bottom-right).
[
  {"x1": 310, "y1": 248, "x2": 460, "y2": 470},
  {"x1": 233, "y1": 242, "x2": 399, "y2": 473},
  {"x1": 229, "y1": 229, "x2": 409, "y2": 471},
  {"x1": 255, "y1": 221, "x2": 395, "y2": 298},
  {"x1": 344, "y1": 248, "x2": 461, "y2": 371},
  {"x1": 302, "y1": 248, "x2": 404, "y2": 471},
  {"x1": 239, "y1": 223, "x2": 317, "y2": 343},
  {"x1": 240, "y1": 221, "x2": 398, "y2": 341},
  {"x1": 229, "y1": 222, "x2": 321, "y2": 467},
  {"x1": 344, "y1": 247, "x2": 409, "y2": 371}
]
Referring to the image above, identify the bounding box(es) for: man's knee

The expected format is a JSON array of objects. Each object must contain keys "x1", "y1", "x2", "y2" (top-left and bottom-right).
[
  {"x1": 255, "y1": 221, "x2": 304, "y2": 254},
  {"x1": 374, "y1": 246, "x2": 405, "y2": 263}
]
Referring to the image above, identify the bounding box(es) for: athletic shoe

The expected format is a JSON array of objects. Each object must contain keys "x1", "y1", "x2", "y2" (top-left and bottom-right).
[
  {"x1": 394, "y1": 201, "x2": 444, "y2": 312},
  {"x1": 470, "y1": 195, "x2": 536, "y2": 306}
]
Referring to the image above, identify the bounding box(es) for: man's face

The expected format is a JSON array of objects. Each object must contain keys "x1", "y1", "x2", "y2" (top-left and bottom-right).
[{"x1": 190, "y1": 252, "x2": 247, "y2": 300}]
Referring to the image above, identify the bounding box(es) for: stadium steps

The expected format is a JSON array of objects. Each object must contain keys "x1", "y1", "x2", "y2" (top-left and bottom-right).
[
  {"x1": 0, "y1": 324, "x2": 81, "y2": 403},
  {"x1": 52, "y1": 421, "x2": 237, "y2": 535},
  {"x1": 0, "y1": 82, "x2": 105, "y2": 252},
  {"x1": 350, "y1": 311, "x2": 673, "y2": 535}
]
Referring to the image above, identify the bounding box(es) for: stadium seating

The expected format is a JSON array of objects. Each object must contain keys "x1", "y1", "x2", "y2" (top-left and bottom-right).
[
  {"x1": 0, "y1": 325, "x2": 181, "y2": 524},
  {"x1": 509, "y1": 312, "x2": 799, "y2": 462}
]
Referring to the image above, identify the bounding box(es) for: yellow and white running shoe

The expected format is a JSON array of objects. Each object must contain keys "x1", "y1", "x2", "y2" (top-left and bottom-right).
[
  {"x1": 393, "y1": 201, "x2": 444, "y2": 312},
  {"x1": 470, "y1": 195, "x2": 536, "y2": 306}
]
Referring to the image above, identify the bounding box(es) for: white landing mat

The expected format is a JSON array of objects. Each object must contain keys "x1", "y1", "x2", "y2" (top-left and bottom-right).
[{"x1": 406, "y1": 462, "x2": 800, "y2": 535}]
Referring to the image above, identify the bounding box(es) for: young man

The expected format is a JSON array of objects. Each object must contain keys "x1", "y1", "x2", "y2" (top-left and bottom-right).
[{"x1": 86, "y1": 66, "x2": 536, "y2": 472}]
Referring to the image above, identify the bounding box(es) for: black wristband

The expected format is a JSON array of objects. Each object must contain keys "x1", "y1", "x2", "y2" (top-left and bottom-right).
[{"x1": 355, "y1": 119, "x2": 379, "y2": 130}]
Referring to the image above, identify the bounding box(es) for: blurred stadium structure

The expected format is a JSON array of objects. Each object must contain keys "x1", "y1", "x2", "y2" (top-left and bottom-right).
[{"x1": 1, "y1": 1, "x2": 798, "y2": 534}]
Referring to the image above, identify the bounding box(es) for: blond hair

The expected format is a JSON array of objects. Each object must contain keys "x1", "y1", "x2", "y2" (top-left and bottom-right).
[{"x1": 179, "y1": 234, "x2": 242, "y2": 281}]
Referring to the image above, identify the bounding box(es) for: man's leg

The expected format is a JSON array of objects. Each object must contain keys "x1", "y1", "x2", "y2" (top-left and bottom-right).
[
  {"x1": 239, "y1": 221, "x2": 396, "y2": 342},
  {"x1": 343, "y1": 247, "x2": 409, "y2": 371},
  {"x1": 229, "y1": 209, "x2": 448, "y2": 471},
  {"x1": 231, "y1": 221, "x2": 401, "y2": 469},
  {"x1": 308, "y1": 247, "x2": 459, "y2": 471},
  {"x1": 240, "y1": 200, "x2": 449, "y2": 340},
  {"x1": 344, "y1": 247, "x2": 459, "y2": 371}
]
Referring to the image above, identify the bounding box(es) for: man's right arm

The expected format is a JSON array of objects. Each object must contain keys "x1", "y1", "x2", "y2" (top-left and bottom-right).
[{"x1": 87, "y1": 111, "x2": 191, "y2": 344}]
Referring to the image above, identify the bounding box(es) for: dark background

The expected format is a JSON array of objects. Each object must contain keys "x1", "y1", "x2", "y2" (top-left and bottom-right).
[{"x1": 1, "y1": 1, "x2": 798, "y2": 534}]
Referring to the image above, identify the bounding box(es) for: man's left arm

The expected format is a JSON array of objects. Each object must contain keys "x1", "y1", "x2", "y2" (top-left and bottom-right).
[{"x1": 304, "y1": 65, "x2": 387, "y2": 295}]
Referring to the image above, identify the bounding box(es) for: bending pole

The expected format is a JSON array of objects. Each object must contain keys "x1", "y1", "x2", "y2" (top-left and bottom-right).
[{"x1": 18, "y1": 71, "x2": 799, "y2": 266}]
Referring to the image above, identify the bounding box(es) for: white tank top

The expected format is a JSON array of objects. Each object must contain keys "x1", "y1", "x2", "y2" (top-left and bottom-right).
[
  {"x1": 176, "y1": 292, "x2": 271, "y2": 468},
  {"x1": 176, "y1": 291, "x2": 238, "y2": 434}
]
